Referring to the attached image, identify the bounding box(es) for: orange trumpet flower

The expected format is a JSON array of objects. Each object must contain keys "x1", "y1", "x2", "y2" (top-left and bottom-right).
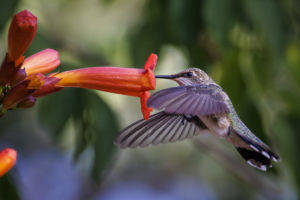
[
  {"x1": 0, "y1": 148, "x2": 17, "y2": 177},
  {"x1": 52, "y1": 53, "x2": 157, "y2": 119},
  {"x1": 0, "y1": 9, "x2": 159, "y2": 120}
]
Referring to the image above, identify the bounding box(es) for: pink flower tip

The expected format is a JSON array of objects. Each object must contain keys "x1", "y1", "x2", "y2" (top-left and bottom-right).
[{"x1": 22, "y1": 49, "x2": 60, "y2": 75}]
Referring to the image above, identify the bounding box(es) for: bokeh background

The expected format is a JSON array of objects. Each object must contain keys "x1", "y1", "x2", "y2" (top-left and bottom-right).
[{"x1": 0, "y1": 0, "x2": 300, "y2": 199}]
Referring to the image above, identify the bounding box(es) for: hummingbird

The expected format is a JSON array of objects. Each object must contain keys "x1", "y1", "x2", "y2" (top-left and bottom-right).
[{"x1": 115, "y1": 68, "x2": 279, "y2": 171}]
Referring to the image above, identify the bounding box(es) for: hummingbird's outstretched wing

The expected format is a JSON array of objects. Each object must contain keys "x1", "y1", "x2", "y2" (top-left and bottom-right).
[
  {"x1": 147, "y1": 84, "x2": 229, "y2": 116},
  {"x1": 115, "y1": 111, "x2": 210, "y2": 148},
  {"x1": 116, "y1": 84, "x2": 228, "y2": 148}
]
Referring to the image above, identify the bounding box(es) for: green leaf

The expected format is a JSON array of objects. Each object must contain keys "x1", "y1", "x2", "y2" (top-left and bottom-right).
[
  {"x1": 74, "y1": 90, "x2": 119, "y2": 180},
  {"x1": 38, "y1": 88, "x2": 80, "y2": 139},
  {"x1": 243, "y1": 0, "x2": 287, "y2": 56},
  {"x1": 39, "y1": 88, "x2": 119, "y2": 181},
  {"x1": 203, "y1": 0, "x2": 236, "y2": 49}
]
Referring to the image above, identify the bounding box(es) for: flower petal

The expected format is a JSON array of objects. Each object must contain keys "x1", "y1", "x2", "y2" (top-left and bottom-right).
[
  {"x1": 141, "y1": 53, "x2": 157, "y2": 119},
  {"x1": 26, "y1": 73, "x2": 45, "y2": 89},
  {"x1": 8, "y1": 10, "x2": 37, "y2": 62},
  {"x1": 140, "y1": 91, "x2": 152, "y2": 120},
  {"x1": 32, "y1": 76, "x2": 62, "y2": 97},
  {"x1": 22, "y1": 49, "x2": 60, "y2": 75},
  {"x1": 144, "y1": 53, "x2": 157, "y2": 71},
  {"x1": 0, "y1": 148, "x2": 17, "y2": 177}
]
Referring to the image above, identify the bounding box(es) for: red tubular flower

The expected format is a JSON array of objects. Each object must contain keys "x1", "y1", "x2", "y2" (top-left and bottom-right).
[
  {"x1": 52, "y1": 53, "x2": 157, "y2": 119},
  {"x1": 22, "y1": 49, "x2": 60, "y2": 75},
  {"x1": 8, "y1": 10, "x2": 37, "y2": 63},
  {"x1": 54, "y1": 67, "x2": 154, "y2": 94},
  {"x1": 0, "y1": 148, "x2": 17, "y2": 177}
]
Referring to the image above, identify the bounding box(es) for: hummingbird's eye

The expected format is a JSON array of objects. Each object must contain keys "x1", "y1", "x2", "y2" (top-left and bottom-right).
[{"x1": 186, "y1": 72, "x2": 193, "y2": 77}]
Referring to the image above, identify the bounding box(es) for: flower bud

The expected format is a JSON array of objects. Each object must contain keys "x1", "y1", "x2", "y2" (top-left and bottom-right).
[
  {"x1": 0, "y1": 148, "x2": 17, "y2": 176},
  {"x1": 8, "y1": 10, "x2": 37, "y2": 62}
]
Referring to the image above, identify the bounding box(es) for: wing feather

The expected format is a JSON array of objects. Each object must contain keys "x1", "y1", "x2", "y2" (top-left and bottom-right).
[
  {"x1": 140, "y1": 116, "x2": 173, "y2": 147},
  {"x1": 162, "y1": 117, "x2": 182, "y2": 143},
  {"x1": 115, "y1": 112, "x2": 209, "y2": 148},
  {"x1": 147, "y1": 84, "x2": 229, "y2": 116},
  {"x1": 152, "y1": 116, "x2": 180, "y2": 145},
  {"x1": 179, "y1": 122, "x2": 190, "y2": 141},
  {"x1": 130, "y1": 115, "x2": 171, "y2": 148}
]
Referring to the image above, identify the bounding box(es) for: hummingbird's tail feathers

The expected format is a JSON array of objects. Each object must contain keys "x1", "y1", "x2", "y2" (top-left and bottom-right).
[
  {"x1": 227, "y1": 130, "x2": 279, "y2": 171},
  {"x1": 115, "y1": 112, "x2": 209, "y2": 148},
  {"x1": 236, "y1": 148, "x2": 271, "y2": 171}
]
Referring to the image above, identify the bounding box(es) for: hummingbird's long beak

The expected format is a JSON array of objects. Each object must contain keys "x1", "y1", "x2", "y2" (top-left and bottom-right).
[{"x1": 155, "y1": 74, "x2": 178, "y2": 79}]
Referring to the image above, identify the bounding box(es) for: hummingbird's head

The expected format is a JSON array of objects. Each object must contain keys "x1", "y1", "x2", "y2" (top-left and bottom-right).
[{"x1": 155, "y1": 68, "x2": 213, "y2": 86}]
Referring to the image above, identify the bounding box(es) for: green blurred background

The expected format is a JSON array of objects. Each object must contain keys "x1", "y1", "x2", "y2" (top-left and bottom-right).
[{"x1": 0, "y1": 0, "x2": 300, "y2": 199}]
